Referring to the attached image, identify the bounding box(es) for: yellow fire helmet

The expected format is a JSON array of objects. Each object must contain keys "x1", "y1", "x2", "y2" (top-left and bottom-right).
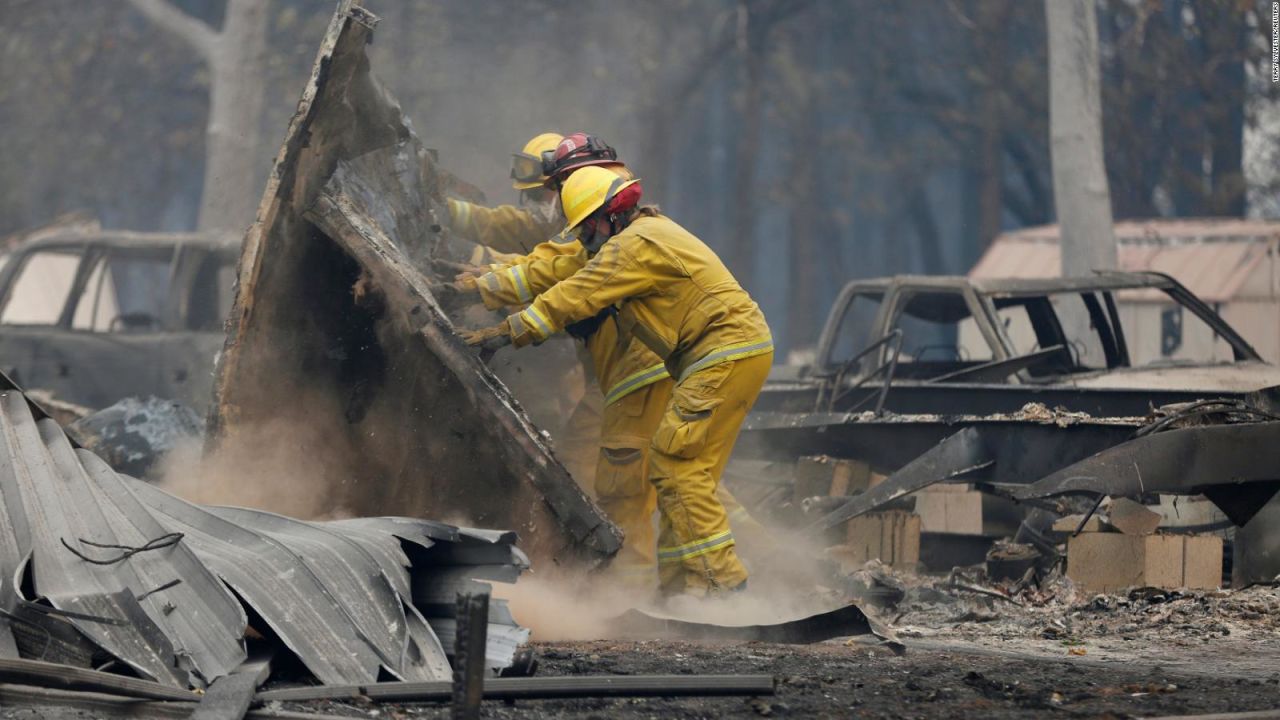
[
  {"x1": 511, "y1": 132, "x2": 564, "y2": 190},
  {"x1": 555, "y1": 165, "x2": 640, "y2": 242}
]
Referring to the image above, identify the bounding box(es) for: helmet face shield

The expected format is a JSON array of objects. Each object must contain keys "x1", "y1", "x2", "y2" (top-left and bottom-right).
[{"x1": 510, "y1": 152, "x2": 545, "y2": 185}]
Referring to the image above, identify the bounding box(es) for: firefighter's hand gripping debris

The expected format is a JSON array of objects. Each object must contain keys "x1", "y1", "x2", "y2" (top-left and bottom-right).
[{"x1": 3, "y1": 1, "x2": 1280, "y2": 718}]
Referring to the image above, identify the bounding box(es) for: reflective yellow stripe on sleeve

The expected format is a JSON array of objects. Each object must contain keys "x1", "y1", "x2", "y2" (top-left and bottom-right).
[
  {"x1": 519, "y1": 304, "x2": 553, "y2": 341},
  {"x1": 604, "y1": 363, "x2": 670, "y2": 406},
  {"x1": 451, "y1": 199, "x2": 472, "y2": 228},
  {"x1": 505, "y1": 265, "x2": 533, "y2": 303},
  {"x1": 678, "y1": 337, "x2": 774, "y2": 382},
  {"x1": 480, "y1": 272, "x2": 502, "y2": 295},
  {"x1": 657, "y1": 529, "x2": 735, "y2": 564}
]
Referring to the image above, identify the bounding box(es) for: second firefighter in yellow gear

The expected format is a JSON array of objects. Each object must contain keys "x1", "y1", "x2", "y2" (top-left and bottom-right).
[
  {"x1": 479, "y1": 166, "x2": 774, "y2": 595},
  {"x1": 447, "y1": 132, "x2": 565, "y2": 257}
]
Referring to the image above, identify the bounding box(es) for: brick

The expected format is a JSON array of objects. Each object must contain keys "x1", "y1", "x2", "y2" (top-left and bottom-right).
[
  {"x1": 913, "y1": 489, "x2": 1020, "y2": 536},
  {"x1": 1066, "y1": 532, "x2": 1222, "y2": 592},
  {"x1": 840, "y1": 510, "x2": 921, "y2": 569}
]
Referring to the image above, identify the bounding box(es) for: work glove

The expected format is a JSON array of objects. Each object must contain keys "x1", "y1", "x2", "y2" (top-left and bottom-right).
[
  {"x1": 460, "y1": 322, "x2": 513, "y2": 352},
  {"x1": 430, "y1": 277, "x2": 479, "y2": 303}
]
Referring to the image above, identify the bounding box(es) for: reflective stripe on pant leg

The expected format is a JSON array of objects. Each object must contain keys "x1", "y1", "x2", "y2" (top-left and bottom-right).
[
  {"x1": 657, "y1": 529, "x2": 736, "y2": 563},
  {"x1": 648, "y1": 362, "x2": 745, "y2": 596},
  {"x1": 649, "y1": 356, "x2": 771, "y2": 595},
  {"x1": 655, "y1": 503, "x2": 684, "y2": 593},
  {"x1": 650, "y1": 450, "x2": 741, "y2": 595}
]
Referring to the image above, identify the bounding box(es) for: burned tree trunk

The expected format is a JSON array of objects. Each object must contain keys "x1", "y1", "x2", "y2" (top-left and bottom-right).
[{"x1": 128, "y1": 0, "x2": 268, "y2": 232}]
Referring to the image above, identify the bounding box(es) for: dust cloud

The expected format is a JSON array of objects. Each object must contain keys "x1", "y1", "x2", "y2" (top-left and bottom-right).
[
  {"x1": 156, "y1": 394, "x2": 357, "y2": 520},
  {"x1": 497, "y1": 526, "x2": 844, "y2": 642}
]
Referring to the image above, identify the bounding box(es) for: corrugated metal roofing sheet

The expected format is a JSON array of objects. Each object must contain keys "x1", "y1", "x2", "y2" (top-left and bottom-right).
[
  {"x1": 0, "y1": 390, "x2": 242, "y2": 686},
  {"x1": 0, "y1": 382, "x2": 528, "y2": 690},
  {"x1": 974, "y1": 220, "x2": 1280, "y2": 302}
]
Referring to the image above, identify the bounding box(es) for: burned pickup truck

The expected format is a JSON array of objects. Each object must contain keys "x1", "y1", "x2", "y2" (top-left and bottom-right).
[
  {"x1": 0, "y1": 230, "x2": 238, "y2": 412},
  {"x1": 740, "y1": 273, "x2": 1280, "y2": 530}
]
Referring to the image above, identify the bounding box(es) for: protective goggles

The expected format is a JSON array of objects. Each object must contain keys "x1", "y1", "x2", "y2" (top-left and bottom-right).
[{"x1": 510, "y1": 152, "x2": 546, "y2": 184}]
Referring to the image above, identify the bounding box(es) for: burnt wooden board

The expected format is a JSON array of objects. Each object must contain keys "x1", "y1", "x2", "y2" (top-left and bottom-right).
[{"x1": 209, "y1": 1, "x2": 619, "y2": 569}]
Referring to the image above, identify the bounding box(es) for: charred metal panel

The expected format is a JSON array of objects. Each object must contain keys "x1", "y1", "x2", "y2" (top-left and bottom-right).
[
  {"x1": 0, "y1": 365, "x2": 527, "y2": 688},
  {"x1": 810, "y1": 428, "x2": 991, "y2": 532},
  {"x1": 74, "y1": 450, "x2": 247, "y2": 684},
  {"x1": 741, "y1": 410, "x2": 1137, "y2": 477},
  {"x1": 209, "y1": 1, "x2": 619, "y2": 570},
  {"x1": 1017, "y1": 421, "x2": 1280, "y2": 526},
  {"x1": 615, "y1": 603, "x2": 899, "y2": 649}
]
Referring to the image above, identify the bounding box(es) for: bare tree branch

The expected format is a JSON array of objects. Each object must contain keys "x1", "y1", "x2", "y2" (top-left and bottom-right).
[{"x1": 127, "y1": 0, "x2": 217, "y2": 60}]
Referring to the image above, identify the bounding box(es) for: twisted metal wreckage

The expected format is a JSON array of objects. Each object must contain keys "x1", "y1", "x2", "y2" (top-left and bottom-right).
[
  {"x1": 733, "y1": 272, "x2": 1280, "y2": 560},
  {"x1": 0, "y1": 0, "x2": 531, "y2": 695},
  {"x1": 0, "y1": 375, "x2": 532, "y2": 687},
  {"x1": 0, "y1": 2, "x2": 887, "y2": 714}
]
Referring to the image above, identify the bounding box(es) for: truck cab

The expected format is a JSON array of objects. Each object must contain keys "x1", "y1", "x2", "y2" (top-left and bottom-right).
[{"x1": 759, "y1": 272, "x2": 1280, "y2": 418}]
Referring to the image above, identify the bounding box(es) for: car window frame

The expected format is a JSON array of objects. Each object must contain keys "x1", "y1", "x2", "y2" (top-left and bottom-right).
[
  {"x1": 0, "y1": 242, "x2": 93, "y2": 329},
  {"x1": 815, "y1": 282, "x2": 892, "y2": 377},
  {"x1": 66, "y1": 243, "x2": 180, "y2": 334},
  {"x1": 881, "y1": 285, "x2": 1006, "y2": 367}
]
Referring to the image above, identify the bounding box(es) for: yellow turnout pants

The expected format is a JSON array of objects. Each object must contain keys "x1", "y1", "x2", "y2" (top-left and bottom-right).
[
  {"x1": 558, "y1": 387, "x2": 603, "y2": 493},
  {"x1": 650, "y1": 352, "x2": 773, "y2": 595},
  {"x1": 594, "y1": 379, "x2": 670, "y2": 589},
  {"x1": 596, "y1": 376, "x2": 771, "y2": 592}
]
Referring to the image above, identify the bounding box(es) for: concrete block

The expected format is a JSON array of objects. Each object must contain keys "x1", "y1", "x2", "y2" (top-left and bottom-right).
[
  {"x1": 1109, "y1": 498, "x2": 1162, "y2": 536},
  {"x1": 838, "y1": 510, "x2": 921, "y2": 569},
  {"x1": 913, "y1": 489, "x2": 1021, "y2": 536},
  {"x1": 1067, "y1": 532, "x2": 1222, "y2": 593}
]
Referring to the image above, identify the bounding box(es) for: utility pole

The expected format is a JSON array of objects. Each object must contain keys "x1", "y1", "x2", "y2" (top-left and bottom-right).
[{"x1": 1045, "y1": 0, "x2": 1116, "y2": 277}]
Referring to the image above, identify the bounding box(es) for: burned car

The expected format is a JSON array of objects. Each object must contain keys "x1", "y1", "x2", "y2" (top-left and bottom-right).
[
  {"x1": 739, "y1": 272, "x2": 1280, "y2": 530},
  {"x1": 760, "y1": 272, "x2": 1277, "y2": 419},
  {"x1": 0, "y1": 231, "x2": 238, "y2": 412}
]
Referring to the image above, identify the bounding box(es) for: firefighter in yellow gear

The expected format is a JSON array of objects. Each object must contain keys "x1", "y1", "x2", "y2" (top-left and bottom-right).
[
  {"x1": 445, "y1": 138, "x2": 642, "y2": 490},
  {"x1": 462, "y1": 166, "x2": 773, "y2": 596},
  {"x1": 442, "y1": 133, "x2": 600, "y2": 479},
  {"x1": 475, "y1": 252, "x2": 771, "y2": 591}
]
